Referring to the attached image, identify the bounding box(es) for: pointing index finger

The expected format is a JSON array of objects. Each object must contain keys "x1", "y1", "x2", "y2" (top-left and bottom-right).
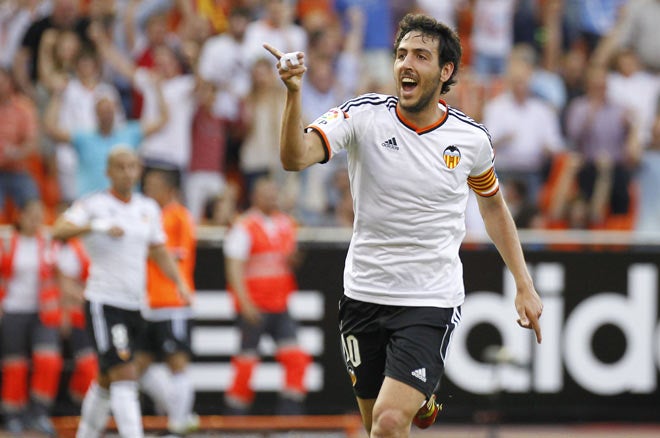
[{"x1": 263, "y1": 43, "x2": 283, "y2": 60}]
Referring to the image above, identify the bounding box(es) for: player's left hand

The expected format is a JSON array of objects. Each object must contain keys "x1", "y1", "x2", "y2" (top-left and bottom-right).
[
  {"x1": 178, "y1": 282, "x2": 193, "y2": 306},
  {"x1": 515, "y1": 287, "x2": 543, "y2": 344}
]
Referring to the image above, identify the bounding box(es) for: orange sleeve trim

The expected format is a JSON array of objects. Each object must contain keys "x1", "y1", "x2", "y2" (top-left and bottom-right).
[{"x1": 306, "y1": 125, "x2": 332, "y2": 164}]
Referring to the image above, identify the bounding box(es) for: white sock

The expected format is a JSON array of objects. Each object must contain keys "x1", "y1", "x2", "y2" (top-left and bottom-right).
[
  {"x1": 139, "y1": 365, "x2": 170, "y2": 415},
  {"x1": 110, "y1": 380, "x2": 143, "y2": 438},
  {"x1": 168, "y1": 370, "x2": 194, "y2": 430},
  {"x1": 76, "y1": 382, "x2": 111, "y2": 438}
]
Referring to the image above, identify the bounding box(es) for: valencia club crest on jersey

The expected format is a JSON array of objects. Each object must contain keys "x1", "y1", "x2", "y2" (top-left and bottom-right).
[{"x1": 443, "y1": 145, "x2": 461, "y2": 169}]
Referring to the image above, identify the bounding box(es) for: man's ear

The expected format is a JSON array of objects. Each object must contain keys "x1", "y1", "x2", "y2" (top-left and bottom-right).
[{"x1": 441, "y1": 62, "x2": 454, "y2": 83}]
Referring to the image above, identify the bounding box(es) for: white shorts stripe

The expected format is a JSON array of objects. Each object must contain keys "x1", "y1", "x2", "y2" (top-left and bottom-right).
[
  {"x1": 90, "y1": 302, "x2": 109, "y2": 353},
  {"x1": 440, "y1": 306, "x2": 461, "y2": 363},
  {"x1": 171, "y1": 316, "x2": 187, "y2": 341}
]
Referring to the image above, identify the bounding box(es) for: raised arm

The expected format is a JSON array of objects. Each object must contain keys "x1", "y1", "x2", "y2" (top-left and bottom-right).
[
  {"x1": 140, "y1": 75, "x2": 169, "y2": 137},
  {"x1": 89, "y1": 21, "x2": 137, "y2": 82},
  {"x1": 476, "y1": 191, "x2": 543, "y2": 343},
  {"x1": 44, "y1": 91, "x2": 72, "y2": 144},
  {"x1": 263, "y1": 44, "x2": 327, "y2": 171},
  {"x1": 38, "y1": 29, "x2": 68, "y2": 94}
]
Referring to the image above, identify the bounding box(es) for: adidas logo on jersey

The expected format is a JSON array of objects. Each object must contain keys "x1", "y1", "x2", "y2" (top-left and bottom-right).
[
  {"x1": 380, "y1": 137, "x2": 399, "y2": 150},
  {"x1": 412, "y1": 368, "x2": 427, "y2": 382}
]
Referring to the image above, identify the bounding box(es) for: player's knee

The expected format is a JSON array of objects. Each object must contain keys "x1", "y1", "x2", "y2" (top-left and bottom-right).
[
  {"x1": 133, "y1": 352, "x2": 154, "y2": 376},
  {"x1": 107, "y1": 361, "x2": 138, "y2": 382},
  {"x1": 166, "y1": 351, "x2": 189, "y2": 373},
  {"x1": 371, "y1": 406, "x2": 411, "y2": 436}
]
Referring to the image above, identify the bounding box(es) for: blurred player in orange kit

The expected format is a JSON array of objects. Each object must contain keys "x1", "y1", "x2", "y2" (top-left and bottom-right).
[
  {"x1": 135, "y1": 167, "x2": 199, "y2": 435},
  {"x1": 223, "y1": 177, "x2": 311, "y2": 415}
]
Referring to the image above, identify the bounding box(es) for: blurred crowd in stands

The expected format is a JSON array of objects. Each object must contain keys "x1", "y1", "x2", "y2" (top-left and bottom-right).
[{"x1": 0, "y1": 0, "x2": 659, "y2": 232}]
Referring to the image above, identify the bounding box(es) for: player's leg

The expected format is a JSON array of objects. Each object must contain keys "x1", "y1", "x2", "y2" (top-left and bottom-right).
[
  {"x1": 355, "y1": 398, "x2": 376, "y2": 434},
  {"x1": 165, "y1": 351, "x2": 199, "y2": 433},
  {"x1": 225, "y1": 314, "x2": 266, "y2": 414},
  {"x1": 28, "y1": 319, "x2": 63, "y2": 435},
  {"x1": 80, "y1": 301, "x2": 144, "y2": 438},
  {"x1": 68, "y1": 327, "x2": 99, "y2": 405},
  {"x1": 77, "y1": 302, "x2": 113, "y2": 438},
  {"x1": 134, "y1": 321, "x2": 170, "y2": 415},
  {"x1": 161, "y1": 315, "x2": 198, "y2": 434},
  {"x1": 370, "y1": 377, "x2": 425, "y2": 437},
  {"x1": 272, "y1": 312, "x2": 311, "y2": 415},
  {"x1": 76, "y1": 372, "x2": 111, "y2": 438},
  {"x1": 1, "y1": 313, "x2": 31, "y2": 433},
  {"x1": 372, "y1": 306, "x2": 461, "y2": 436},
  {"x1": 338, "y1": 296, "x2": 389, "y2": 434}
]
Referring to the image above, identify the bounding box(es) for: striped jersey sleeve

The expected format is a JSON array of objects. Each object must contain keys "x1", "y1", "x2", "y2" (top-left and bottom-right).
[{"x1": 468, "y1": 167, "x2": 499, "y2": 197}]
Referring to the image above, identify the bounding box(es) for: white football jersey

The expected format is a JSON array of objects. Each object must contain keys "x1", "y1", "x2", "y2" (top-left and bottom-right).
[
  {"x1": 307, "y1": 93, "x2": 498, "y2": 308},
  {"x1": 63, "y1": 191, "x2": 166, "y2": 310}
]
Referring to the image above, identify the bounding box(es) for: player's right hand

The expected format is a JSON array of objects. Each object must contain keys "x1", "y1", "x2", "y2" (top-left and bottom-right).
[
  {"x1": 107, "y1": 226, "x2": 125, "y2": 238},
  {"x1": 240, "y1": 300, "x2": 262, "y2": 326},
  {"x1": 263, "y1": 43, "x2": 306, "y2": 92}
]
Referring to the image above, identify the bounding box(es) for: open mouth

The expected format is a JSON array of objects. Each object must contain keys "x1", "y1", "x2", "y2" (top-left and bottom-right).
[{"x1": 401, "y1": 77, "x2": 418, "y2": 93}]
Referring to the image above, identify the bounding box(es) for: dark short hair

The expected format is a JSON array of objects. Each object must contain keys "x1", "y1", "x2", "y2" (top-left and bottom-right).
[
  {"x1": 393, "y1": 14, "x2": 462, "y2": 95},
  {"x1": 143, "y1": 166, "x2": 181, "y2": 190}
]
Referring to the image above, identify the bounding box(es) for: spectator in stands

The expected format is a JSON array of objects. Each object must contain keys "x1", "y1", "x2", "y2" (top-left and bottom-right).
[
  {"x1": 605, "y1": 49, "x2": 660, "y2": 148},
  {"x1": 223, "y1": 177, "x2": 311, "y2": 415},
  {"x1": 0, "y1": 67, "x2": 40, "y2": 218},
  {"x1": 244, "y1": 0, "x2": 307, "y2": 65},
  {"x1": 635, "y1": 107, "x2": 660, "y2": 232},
  {"x1": 37, "y1": 28, "x2": 82, "y2": 95},
  {"x1": 12, "y1": 0, "x2": 88, "y2": 101},
  {"x1": 198, "y1": 6, "x2": 252, "y2": 124},
  {"x1": 43, "y1": 77, "x2": 167, "y2": 197},
  {"x1": 334, "y1": 0, "x2": 393, "y2": 92},
  {"x1": 559, "y1": 46, "x2": 588, "y2": 131},
  {"x1": 565, "y1": 64, "x2": 638, "y2": 226},
  {"x1": 0, "y1": 0, "x2": 51, "y2": 68},
  {"x1": 574, "y1": 0, "x2": 627, "y2": 54},
  {"x1": 47, "y1": 49, "x2": 126, "y2": 203},
  {"x1": 125, "y1": 8, "x2": 178, "y2": 118},
  {"x1": 91, "y1": 23, "x2": 197, "y2": 174},
  {"x1": 501, "y1": 179, "x2": 542, "y2": 229},
  {"x1": 483, "y1": 50, "x2": 564, "y2": 203},
  {"x1": 616, "y1": 0, "x2": 660, "y2": 72},
  {"x1": 198, "y1": 6, "x2": 253, "y2": 188},
  {"x1": 202, "y1": 181, "x2": 240, "y2": 226},
  {"x1": 414, "y1": 0, "x2": 462, "y2": 30},
  {"x1": 239, "y1": 57, "x2": 286, "y2": 200},
  {"x1": 0, "y1": 199, "x2": 62, "y2": 435},
  {"x1": 186, "y1": 80, "x2": 228, "y2": 223},
  {"x1": 470, "y1": 0, "x2": 516, "y2": 80}
]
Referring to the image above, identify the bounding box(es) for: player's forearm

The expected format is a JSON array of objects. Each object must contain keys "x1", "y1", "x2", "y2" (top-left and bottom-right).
[
  {"x1": 479, "y1": 194, "x2": 533, "y2": 289},
  {"x1": 51, "y1": 219, "x2": 92, "y2": 241},
  {"x1": 280, "y1": 90, "x2": 309, "y2": 171},
  {"x1": 151, "y1": 245, "x2": 186, "y2": 288}
]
